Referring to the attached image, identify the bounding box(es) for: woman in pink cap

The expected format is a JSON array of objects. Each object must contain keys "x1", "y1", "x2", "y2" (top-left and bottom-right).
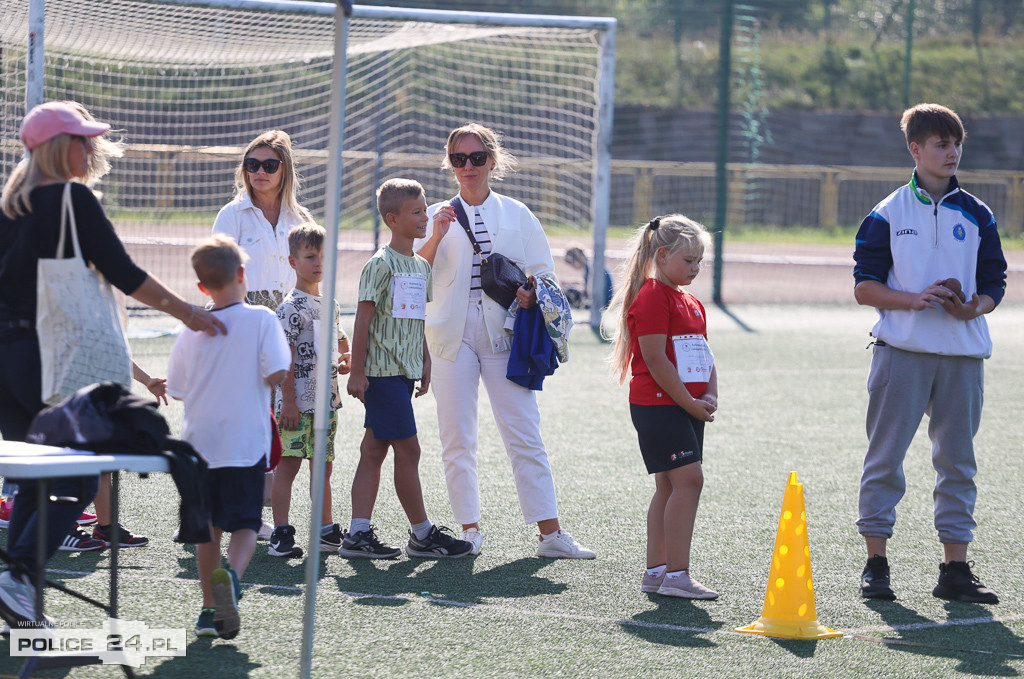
[{"x1": 0, "y1": 102, "x2": 225, "y2": 627}]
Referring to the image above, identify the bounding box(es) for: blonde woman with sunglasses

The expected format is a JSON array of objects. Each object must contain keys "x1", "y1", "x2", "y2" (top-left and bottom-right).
[
  {"x1": 212, "y1": 130, "x2": 314, "y2": 311},
  {"x1": 415, "y1": 123, "x2": 594, "y2": 560}
]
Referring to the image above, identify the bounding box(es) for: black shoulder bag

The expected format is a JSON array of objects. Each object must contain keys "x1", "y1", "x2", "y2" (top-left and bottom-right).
[{"x1": 450, "y1": 197, "x2": 527, "y2": 309}]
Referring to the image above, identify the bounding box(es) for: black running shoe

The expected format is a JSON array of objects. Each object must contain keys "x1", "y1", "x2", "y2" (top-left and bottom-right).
[
  {"x1": 92, "y1": 523, "x2": 149, "y2": 548},
  {"x1": 860, "y1": 554, "x2": 896, "y2": 600},
  {"x1": 319, "y1": 523, "x2": 343, "y2": 553},
  {"x1": 406, "y1": 525, "x2": 473, "y2": 559},
  {"x1": 338, "y1": 526, "x2": 400, "y2": 559},
  {"x1": 268, "y1": 525, "x2": 303, "y2": 558},
  {"x1": 932, "y1": 560, "x2": 999, "y2": 604}
]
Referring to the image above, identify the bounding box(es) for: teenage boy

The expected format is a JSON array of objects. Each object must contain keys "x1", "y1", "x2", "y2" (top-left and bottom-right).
[
  {"x1": 269, "y1": 223, "x2": 351, "y2": 558},
  {"x1": 167, "y1": 235, "x2": 291, "y2": 639},
  {"x1": 853, "y1": 103, "x2": 1007, "y2": 603},
  {"x1": 342, "y1": 178, "x2": 472, "y2": 559}
]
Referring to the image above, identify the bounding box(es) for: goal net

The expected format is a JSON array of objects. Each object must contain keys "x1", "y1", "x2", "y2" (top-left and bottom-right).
[{"x1": 1, "y1": 0, "x2": 613, "y2": 327}]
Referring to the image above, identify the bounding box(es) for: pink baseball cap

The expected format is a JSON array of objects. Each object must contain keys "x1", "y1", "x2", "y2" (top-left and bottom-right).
[{"x1": 20, "y1": 102, "x2": 110, "y2": 151}]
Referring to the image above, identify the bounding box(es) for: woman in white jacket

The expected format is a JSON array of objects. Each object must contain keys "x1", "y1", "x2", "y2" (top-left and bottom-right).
[
  {"x1": 416, "y1": 123, "x2": 594, "y2": 559},
  {"x1": 212, "y1": 130, "x2": 313, "y2": 310}
]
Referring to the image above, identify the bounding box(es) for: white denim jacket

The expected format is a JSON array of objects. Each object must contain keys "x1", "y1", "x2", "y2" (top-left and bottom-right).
[
  {"x1": 211, "y1": 192, "x2": 310, "y2": 295},
  {"x1": 418, "y1": 191, "x2": 555, "y2": 362}
]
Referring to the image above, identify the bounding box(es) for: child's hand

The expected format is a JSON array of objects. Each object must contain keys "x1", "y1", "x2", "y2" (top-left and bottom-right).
[
  {"x1": 432, "y1": 206, "x2": 456, "y2": 240},
  {"x1": 347, "y1": 373, "x2": 369, "y2": 403},
  {"x1": 279, "y1": 402, "x2": 300, "y2": 431},
  {"x1": 684, "y1": 398, "x2": 716, "y2": 423},
  {"x1": 415, "y1": 369, "x2": 430, "y2": 397},
  {"x1": 144, "y1": 377, "x2": 168, "y2": 406},
  {"x1": 698, "y1": 393, "x2": 717, "y2": 413},
  {"x1": 337, "y1": 351, "x2": 351, "y2": 375},
  {"x1": 940, "y1": 292, "x2": 982, "y2": 320},
  {"x1": 911, "y1": 281, "x2": 955, "y2": 311}
]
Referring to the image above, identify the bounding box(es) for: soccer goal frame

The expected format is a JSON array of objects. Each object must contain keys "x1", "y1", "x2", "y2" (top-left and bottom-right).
[{"x1": 9, "y1": 0, "x2": 616, "y2": 330}]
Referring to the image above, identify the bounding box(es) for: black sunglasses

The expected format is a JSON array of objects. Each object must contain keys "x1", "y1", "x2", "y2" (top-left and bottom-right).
[
  {"x1": 243, "y1": 157, "x2": 282, "y2": 174},
  {"x1": 449, "y1": 152, "x2": 488, "y2": 168}
]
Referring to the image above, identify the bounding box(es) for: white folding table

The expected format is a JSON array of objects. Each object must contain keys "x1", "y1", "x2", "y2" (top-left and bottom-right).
[{"x1": 0, "y1": 441, "x2": 170, "y2": 677}]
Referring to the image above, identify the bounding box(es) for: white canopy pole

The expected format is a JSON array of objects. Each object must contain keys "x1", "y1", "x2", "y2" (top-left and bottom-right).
[{"x1": 300, "y1": 2, "x2": 350, "y2": 677}]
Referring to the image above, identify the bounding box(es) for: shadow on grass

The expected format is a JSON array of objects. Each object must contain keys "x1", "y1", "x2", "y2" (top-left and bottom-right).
[
  {"x1": 714, "y1": 302, "x2": 756, "y2": 333},
  {"x1": 618, "y1": 597, "x2": 723, "y2": 648},
  {"x1": 328, "y1": 556, "x2": 567, "y2": 604},
  {"x1": 174, "y1": 549, "x2": 312, "y2": 597},
  {"x1": 862, "y1": 599, "x2": 1023, "y2": 676},
  {"x1": 142, "y1": 636, "x2": 260, "y2": 677}
]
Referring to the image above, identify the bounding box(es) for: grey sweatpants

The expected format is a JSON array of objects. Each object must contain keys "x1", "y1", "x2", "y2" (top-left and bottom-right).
[{"x1": 857, "y1": 344, "x2": 984, "y2": 544}]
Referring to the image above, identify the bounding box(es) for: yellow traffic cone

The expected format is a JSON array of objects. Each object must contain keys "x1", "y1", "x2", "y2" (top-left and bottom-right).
[{"x1": 735, "y1": 471, "x2": 841, "y2": 640}]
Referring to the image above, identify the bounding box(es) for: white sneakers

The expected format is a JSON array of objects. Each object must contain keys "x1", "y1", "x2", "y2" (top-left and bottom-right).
[
  {"x1": 461, "y1": 528, "x2": 484, "y2": 556},
  {"x1": 257, "y1": 520, "x2": 274, "y2": 542},
  {"x1": 655, "y1": 571, "x2": 718, "y2": 600},
  {"x1": 536, "y1": 529, "x2": 596, "y2": 559}
]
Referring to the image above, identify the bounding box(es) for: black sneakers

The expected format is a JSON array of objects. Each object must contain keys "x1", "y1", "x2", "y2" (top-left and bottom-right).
[
  {"x1": 933, "y1": 561, "x2": 999, "y2": 604},
  {"x1": 338, "y1": 526, "x2": 401, "y2": 559},
  {"x1": 268, "y1": 524, "x2": 303, "y2": 558},
  {"x1": 406, "y1": 525, "x2": 473, "y2": 559},
  {"x1": 860, "y1": 554, "x2": 896, "y2": 600}
]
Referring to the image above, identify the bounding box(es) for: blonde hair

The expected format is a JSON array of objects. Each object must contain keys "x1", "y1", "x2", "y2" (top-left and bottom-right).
[
  {"x1": 191, "y1": 234, "x2": 248, "y2": 290},
  {"x1": 441, "y1": 123, "x2": 517, "y2": 182},
  {"x1": 1, "y1": 102, "x2": 123, "y2": 219},
  {"x1": 376, "y1": 177, "x2": 424, "y2": 222},
  {"x1": 605, "y1": 214, "x2": 712, "y2": 384},
  {"x1": 234, "y1": 129, "x2": 312, "y2": 220},
  {"x1": 287, "y1": 222, "x2": 325, "y2": 256}
]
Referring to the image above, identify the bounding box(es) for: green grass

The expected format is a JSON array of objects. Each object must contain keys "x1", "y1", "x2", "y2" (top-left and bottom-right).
[{"x1": 3, "y1": 304, "x2": 1024, "y2": 677}]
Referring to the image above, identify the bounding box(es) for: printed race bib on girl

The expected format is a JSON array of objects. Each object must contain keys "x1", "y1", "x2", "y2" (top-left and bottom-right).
[
  {"x1": 391, "y1": 272, "x2": 428, "y2": 320},
  {"x1": 672, "y1": 334, "x2": 714, "y2": 384}
]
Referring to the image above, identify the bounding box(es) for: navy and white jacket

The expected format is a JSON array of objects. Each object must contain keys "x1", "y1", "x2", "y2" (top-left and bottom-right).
[{"x1": 853, "y1": 172, "x2": 1007, "y2": 358}]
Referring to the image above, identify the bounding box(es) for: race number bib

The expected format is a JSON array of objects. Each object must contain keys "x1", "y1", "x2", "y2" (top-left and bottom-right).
[
  {"x1": 672, "y1": 334, "x2": 714, "y2": 384},
  {"x1": 391, "y1": 272, "x2": 428, "y2": 320}
]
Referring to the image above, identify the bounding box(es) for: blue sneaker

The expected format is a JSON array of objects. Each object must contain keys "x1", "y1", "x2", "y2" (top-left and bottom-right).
[
  {"x1": 210, "y1": 568, "x2": 239, "y2": 640},
  {"x1": 195, "y1": 608, "x2": 217, "y2": 637},
  {"x1": 227, "y1": 567, "x2": 242, "y2": 601},
  {"x1": 268, "y1": 525, "x2": 303, "y2": 558}
]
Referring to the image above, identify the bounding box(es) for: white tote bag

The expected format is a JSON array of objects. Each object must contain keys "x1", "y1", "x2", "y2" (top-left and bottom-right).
[{"x1": 36, "y1": 183, "x2": 132, "y2": 404}]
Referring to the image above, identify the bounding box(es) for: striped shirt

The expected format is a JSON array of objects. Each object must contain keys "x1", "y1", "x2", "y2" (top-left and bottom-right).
[
  {"x1": 357, "y1": 246, "x2": 433, "y2": 379},
  {"x1": 470, "y1": 206, "x2": 492, "y2": 296}
]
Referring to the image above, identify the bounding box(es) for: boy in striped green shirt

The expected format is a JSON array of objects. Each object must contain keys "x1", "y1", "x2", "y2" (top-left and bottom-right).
[{"x1": 341, "y1": 179, "x2": 471, "y2": 560}]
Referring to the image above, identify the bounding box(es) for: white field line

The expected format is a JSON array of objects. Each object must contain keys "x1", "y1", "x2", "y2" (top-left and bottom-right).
[{"x1": 45, "y1": 568, "x2": 1024, "y2": 653}]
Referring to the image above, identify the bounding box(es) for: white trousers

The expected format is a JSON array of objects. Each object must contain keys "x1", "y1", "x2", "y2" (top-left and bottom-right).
[{"x1": 430, "y1": 299, "x2": 559, "y2": 525}]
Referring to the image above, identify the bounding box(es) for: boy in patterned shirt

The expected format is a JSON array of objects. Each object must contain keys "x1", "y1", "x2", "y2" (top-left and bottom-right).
[
  {"x1": 342, "y1": 179, "x2": 471, "y2": 559},
  {"x1": 269, "y1": 223, "x2": 351, "y2": 558}
]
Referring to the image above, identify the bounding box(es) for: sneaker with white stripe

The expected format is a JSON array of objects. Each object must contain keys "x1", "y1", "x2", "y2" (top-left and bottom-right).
[{"x1": 0, "y1": 570, "x2": 36, "y2": 627}]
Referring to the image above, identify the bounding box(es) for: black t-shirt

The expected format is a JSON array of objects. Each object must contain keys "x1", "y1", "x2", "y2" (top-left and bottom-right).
[{"x1": 0, "y1": 182, "x2": 147, "y2": 327}]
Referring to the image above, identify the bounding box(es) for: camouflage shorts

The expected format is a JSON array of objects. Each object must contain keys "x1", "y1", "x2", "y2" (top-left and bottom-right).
[{"x1": 276, "y1": 411, "x2": 338, "y2": 462}]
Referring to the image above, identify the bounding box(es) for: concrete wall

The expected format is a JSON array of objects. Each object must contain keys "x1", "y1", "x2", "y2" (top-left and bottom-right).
[{"x1": 612, "y1": 107, "x2": 1024, "y2": 172}]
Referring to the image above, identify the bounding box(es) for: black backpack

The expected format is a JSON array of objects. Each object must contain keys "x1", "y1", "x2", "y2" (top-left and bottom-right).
[{"x1": 26, "y1": 382, "x2": 212, "y2": 543}]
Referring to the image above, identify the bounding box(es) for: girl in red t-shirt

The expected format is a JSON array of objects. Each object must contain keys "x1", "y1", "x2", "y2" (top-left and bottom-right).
[{"x1": 607, "y1": 214, "x2": 719, "y2": 600}]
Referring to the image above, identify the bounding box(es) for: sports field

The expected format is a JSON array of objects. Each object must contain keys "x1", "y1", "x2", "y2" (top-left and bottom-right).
[{"x1": 2, "y1": 302, "x2": 1024, "y2": 678}]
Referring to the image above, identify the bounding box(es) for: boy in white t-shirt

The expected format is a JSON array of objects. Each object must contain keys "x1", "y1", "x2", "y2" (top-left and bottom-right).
[
  {"x1": 269, "y1": 223, "x2": 351, "y2": 558},
  {"x1": 167, "y1": 235, "x2": 291, "y2": 640}
]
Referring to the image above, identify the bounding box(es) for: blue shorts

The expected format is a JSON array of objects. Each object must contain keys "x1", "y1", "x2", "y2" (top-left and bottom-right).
[
  {"x1": 364, "y1": 376, "x2": 417, "y2": 441},
  {"x1": 204, "y1": 459, "x2": 265, "y2": 533},
  {"x1": 630, "y1": 403, "x2": 704, "y2": 474}
]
